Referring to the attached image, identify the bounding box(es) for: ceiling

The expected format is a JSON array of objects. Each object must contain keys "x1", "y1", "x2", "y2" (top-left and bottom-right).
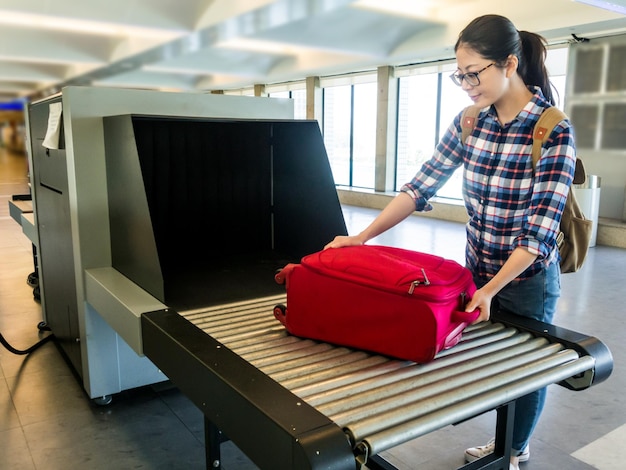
[{"x1": 1, "y1": 0, "x2": 626, "y2": 104}]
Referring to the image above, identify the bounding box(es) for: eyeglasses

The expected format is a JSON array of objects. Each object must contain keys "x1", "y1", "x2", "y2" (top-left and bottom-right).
[{"x1": 450, "y1": 63, "x2": 495, "y2": 87}]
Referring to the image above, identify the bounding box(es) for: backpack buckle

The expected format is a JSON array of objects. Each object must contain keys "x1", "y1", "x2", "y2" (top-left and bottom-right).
[{"x1": 556, "y1": 231, "x2": 565, "y2": 249}]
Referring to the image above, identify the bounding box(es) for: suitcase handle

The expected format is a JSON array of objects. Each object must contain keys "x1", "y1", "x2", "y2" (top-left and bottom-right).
[{"x1": 451, "y1": 308, "x2": 481, "y2": 324}]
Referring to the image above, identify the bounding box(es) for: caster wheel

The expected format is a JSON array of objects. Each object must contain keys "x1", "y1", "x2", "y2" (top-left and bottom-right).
[
  {"x1": 33, "y1": 285, "x2": 41, "y2": 302},
  {"x1": 27, "y1": 272, "x2": 39, "y2": 287},
  {"x1": 273, "y1": 304, "x2": 287, "y2": 320},
  {"x1": 93, "y1": 395, "x2": 113, "y2": 406},
  {"x1": 37, "y1": 321, "x2": 51, "y2": 332}
]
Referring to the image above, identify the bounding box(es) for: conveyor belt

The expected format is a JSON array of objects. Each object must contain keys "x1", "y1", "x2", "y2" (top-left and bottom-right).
[{"x1": 175, "y1": 294, "x2": 606, "y2": 463}]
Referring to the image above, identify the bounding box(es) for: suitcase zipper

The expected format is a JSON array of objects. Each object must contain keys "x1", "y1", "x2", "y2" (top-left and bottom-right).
[{"x1": 408, "y1": 268, "x2": 431, "y2": 294}]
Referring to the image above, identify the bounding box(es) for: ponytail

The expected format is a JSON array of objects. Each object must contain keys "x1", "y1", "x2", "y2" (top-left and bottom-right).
[
  {"x1": 518, "y1": 31, "x2": 555, "y2": 105},
  {"x1": 456, "y1": 15, "x2": 555, "y2": 105}
]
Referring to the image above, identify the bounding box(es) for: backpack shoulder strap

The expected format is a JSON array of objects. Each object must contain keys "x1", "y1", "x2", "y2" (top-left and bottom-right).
[
  {"x1": 531, "y1": 106, "x2": 567, "y2": 168},
  {"x1": 530, "y1": 106, "x2": 586, "y2": 184},
  {"x1": 460, "y1": 105, "x2": 481, "y2": 143}
]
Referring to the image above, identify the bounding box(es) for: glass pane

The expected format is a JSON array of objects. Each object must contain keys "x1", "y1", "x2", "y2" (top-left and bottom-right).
[
  {"x1": 269, "y1": 91, "x2": 289, "y2": 99},
  {"x1": 269, "y1": 90, "x2": 306, "y2": 119},
  {"x1": 396, "y1": 74, "x2": 439, "y2": 191},
  {"x1": 546, "y1": 47, "x2": 569, "y2": 108},
  {"x1": 435, "y1": 75, "x2": 472, "y2": 200},
  {"x1": 292, "y1": 89, "x2": 307, "y2": 119},
  {"x1": 551, "y1": 75, "x2": 567, "y2": 109},
  {"x1": 439, "y1": 76, "x2": 472, "y2": 140},
  {"x1": 323, "y1": 86, "x2": 352, "y2": 186},
  {"x1": 352, "y1": 82, "x2": 377, "y2": 189}
]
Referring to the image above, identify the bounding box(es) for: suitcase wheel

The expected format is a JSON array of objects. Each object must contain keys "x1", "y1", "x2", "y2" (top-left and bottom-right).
[
  {"x1": 275, "y1": 268, "x2": 286, "y2": 285},
  {"x1": 273, "y1": 304, "x2": 287, "y2": 321}
]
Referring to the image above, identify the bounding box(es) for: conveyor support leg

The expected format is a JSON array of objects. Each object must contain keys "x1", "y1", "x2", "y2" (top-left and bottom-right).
[
  {"x1": 460, "y1": 401, "x2": 515, "y2": 470},
  {"x1": 205, "y1": 417, "x2": 222, "y2": 469}
]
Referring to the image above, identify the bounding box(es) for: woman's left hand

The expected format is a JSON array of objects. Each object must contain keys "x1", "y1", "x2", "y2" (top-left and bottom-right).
[{"x1": 465, "y1": 287, "x2": 493, "y2": 324}]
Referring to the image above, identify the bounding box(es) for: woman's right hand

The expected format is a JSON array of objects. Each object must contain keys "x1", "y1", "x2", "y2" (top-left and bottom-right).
[
  {"x1": 324, "y1": 193, "x2": 416, "y2": 251},
  {"x1": 324, "y1": 235, "x2": 365, "y2": 250}
]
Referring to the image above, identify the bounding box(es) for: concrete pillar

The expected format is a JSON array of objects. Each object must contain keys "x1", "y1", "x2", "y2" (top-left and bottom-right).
[
  {"x1": 254, "y1": 84, "x2": 268, "y2": 97},
  {"x1": 306, "y1": 76, "x2": 323, "y2": 128},
  {"x1": 375, "y1": 66, "x2": 398, "y2": 192}
]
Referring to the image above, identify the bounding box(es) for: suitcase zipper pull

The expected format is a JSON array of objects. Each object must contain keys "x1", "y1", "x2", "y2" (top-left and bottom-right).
[{"x1": 408, "y1": 268, "x2": 431, "y2": 294}]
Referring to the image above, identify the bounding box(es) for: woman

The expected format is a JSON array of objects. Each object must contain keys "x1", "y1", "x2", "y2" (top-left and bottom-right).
[{"x1": 325, "y1": 14, "x2": 577, "y2": 470}]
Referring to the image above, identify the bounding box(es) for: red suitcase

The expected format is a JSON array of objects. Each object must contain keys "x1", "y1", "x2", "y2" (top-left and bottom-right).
[{"x1": 274, "y1": 245, "x2": 479, "y2": 363}]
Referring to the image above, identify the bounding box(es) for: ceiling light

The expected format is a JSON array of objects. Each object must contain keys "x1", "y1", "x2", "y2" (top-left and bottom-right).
[
  {"x1": 0, "y1": 10, "x2": 185, "y2": 39},
  {"x1": 353, "y1": 0, "x2": 435, "y2": 18},
  {"x1": 572, "y1": 0, "x2": 626, "y2": 15}
]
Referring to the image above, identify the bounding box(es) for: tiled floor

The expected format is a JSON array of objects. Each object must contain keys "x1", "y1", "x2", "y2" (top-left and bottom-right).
[{"x1": 1, "y1": 146, "x2": 624, "y2": 469}]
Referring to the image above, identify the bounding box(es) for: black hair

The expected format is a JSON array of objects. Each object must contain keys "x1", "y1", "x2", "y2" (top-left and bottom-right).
[{"x1": 454, "y1": 14, "x2": 555, "y2": 105}]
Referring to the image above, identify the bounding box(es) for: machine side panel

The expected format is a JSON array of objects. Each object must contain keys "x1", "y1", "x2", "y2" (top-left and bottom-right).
[
  {"x1": 27, "y1": 98, "x2": 82, "y2": 374},
  {"x1": 103, "y1": 115, "x2": 164, "y2": 302}
]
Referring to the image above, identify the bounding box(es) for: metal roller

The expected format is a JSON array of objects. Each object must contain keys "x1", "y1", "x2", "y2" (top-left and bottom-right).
[
  {"x1": 241, "y1": 336, "x2": 334, "y2": 361},
  {"x1": 210, "y1": 327, "x2": 287, "y2": 347},
  {"x1": 257, "y1": 345, "x2": 361, "y2": 375},
  {"x1": 251, "y1": 342, "x2": 360, "y2": 368},
  {"x1": 444, "y1": 321, "x2": 507, "y2": 343},
  {"x1": 230, "y1": 335, "x2": 311, "y2": 356},
  {"x1": 299, "y1": 333, "x2": 543, "y2": 407},
  {"x1": 358, "y1": 355, "x2": 596, "y2": 456},
  {"x1": 292, "y1": 335, "x2": 532, "y2": 403},
  {"x1": 207, "y1": 319, "x2": 280, "y2": 340},
  {"x1": 189, "y1": 304, "x2": 273, "y2": 322},
  {"x1": 267, "y1": 349, "x2": 374, "y2": 382},
  {"x1": 343, "y1": 349, "x2": 580, "y2": 443},
  {"x1": 437, "y1": 323, "x2": 516, "y2": 355},
  {"x1": 182, "y1": 295, "x2": 284, "y2": 330},
  {"x1": 322, "y1": 343, "x2": 567, "y2": 423},
  {"x1": 182, "y1": 294, "x2": 285, "y2": 317},
  {"x1": 210, "y1": 323, "x2": 286, "y2": 343},
  {"x1": 197, "y1": 314, "x2": 277, "y2": 334},
  {"x1": 282, "y1": 355, "x2": 393, "y2": 390}
]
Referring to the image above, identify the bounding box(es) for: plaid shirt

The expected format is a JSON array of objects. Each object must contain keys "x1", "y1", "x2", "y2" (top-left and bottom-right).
[{"x1": 400, "y1": 89, "x2": 577, "y2": 281}]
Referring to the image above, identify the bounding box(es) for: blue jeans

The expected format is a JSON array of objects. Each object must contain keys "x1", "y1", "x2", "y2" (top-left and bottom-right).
[{"x1": 474, "y1": 262, "x2": 561, "y2": 455}]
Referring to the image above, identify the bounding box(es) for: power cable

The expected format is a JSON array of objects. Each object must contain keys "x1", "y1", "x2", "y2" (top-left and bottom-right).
[{"x1": 0, "y1": 331, "x2": 55, "y2": 355}]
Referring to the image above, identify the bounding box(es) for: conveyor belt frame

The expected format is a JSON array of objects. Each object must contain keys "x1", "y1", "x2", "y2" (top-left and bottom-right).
[{"x1": 141, "y1": 306, "x2": 612, "y2": 470}]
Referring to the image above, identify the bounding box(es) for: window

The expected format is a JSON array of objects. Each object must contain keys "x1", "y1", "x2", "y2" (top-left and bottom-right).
[
  {"x1": 267, "y1": 47, "x2": 569, "y2": 199},
  {"x1": 395, "y1": 67, "x2": 471, "y2": 198},
  {"x1": 352, "y1": 82, "x2": 377, "y2": 188},
  {"x1": 435, "y1": 72, "x2": 472, "y2": 199},
  {"x1": 323, "y1": 85, "x2": 352, "y2": 186},
  {"x1": 395, "y1": 48, "x2": 568, "y2": 198},
  {"x1": 396, "y1": 73, "x2": 439, "y2": 191},
  {"x1": 268, "y1": 88, "x2": 307, "y2": 119},
  {"x1": 322, "y1": 78, "x2": 377, "y2": 189}
]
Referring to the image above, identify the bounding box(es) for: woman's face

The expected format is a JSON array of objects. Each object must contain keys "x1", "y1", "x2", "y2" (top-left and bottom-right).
[{"x1": 454, "y1": 45, "x2": 509, "y2": 109}]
